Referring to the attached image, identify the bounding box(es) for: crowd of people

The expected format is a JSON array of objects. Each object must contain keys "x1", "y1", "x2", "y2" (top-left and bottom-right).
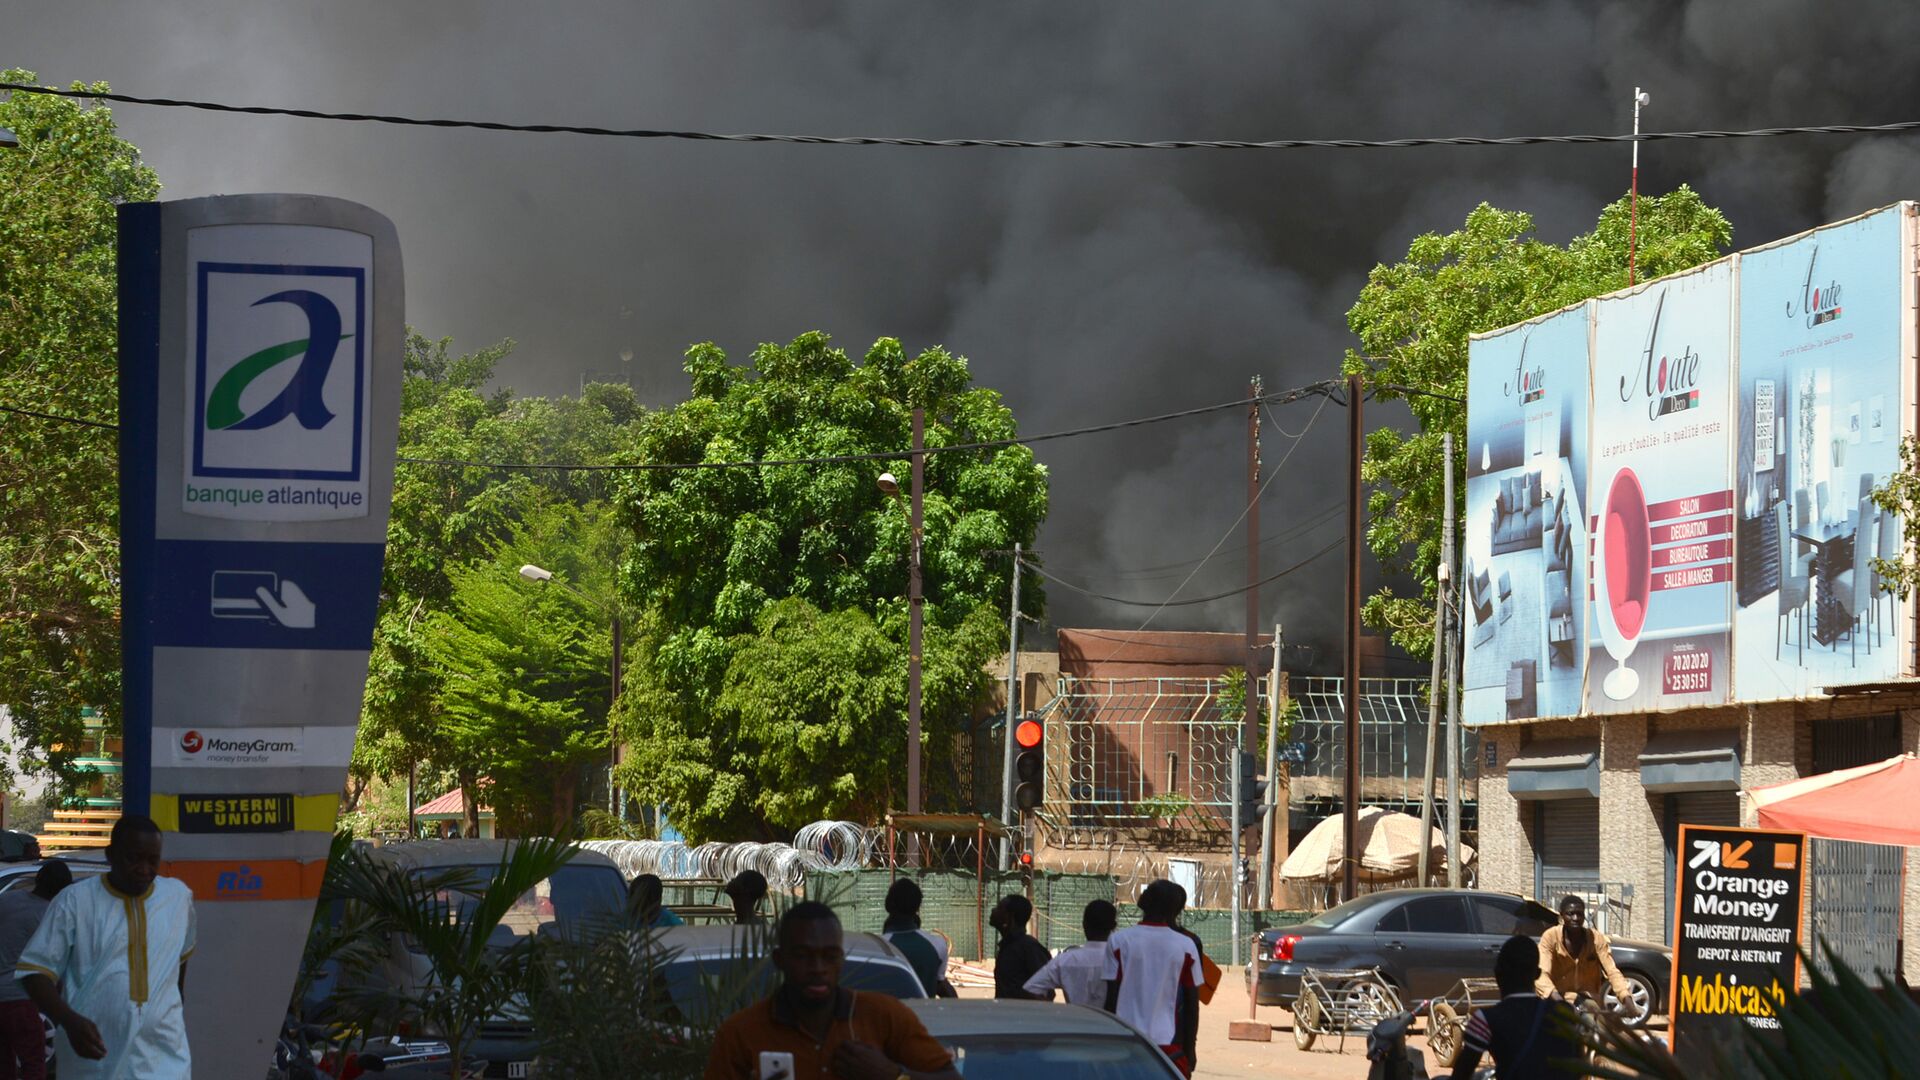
[{"x1": 698, "y1": 876, "x2": 1223, "y2": 1079}]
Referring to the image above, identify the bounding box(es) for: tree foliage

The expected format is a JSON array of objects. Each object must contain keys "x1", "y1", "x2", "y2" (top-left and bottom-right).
[
  {"x1": 1345, "y1": 188, "x2": 1732, "y2": 658},
  {"x1": 0, "y1": 72, "x2": 159, "y2": 795},
  {"x1": 356, "y1": 331, "x2": 643, "y2": 835},
  {"x1": 613, "y1": 332, "x2": 1048, "y2": 841},
  {"x1": 422, "y1": 502, "x2": 619, "y2": 835}
]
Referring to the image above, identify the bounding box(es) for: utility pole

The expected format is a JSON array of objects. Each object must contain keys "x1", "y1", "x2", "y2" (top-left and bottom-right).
[
  {"x1": 999, "y1": 542, "x2": 1022, "y2": 870},
  {"x1": 1629, "y1": 87, "x2": 1650, "y2": 286},
  {"x1": 1233, "y1": 376, "x2": 1261, "y2": 967},
  {"x1": 1445, "y1": 478, "x2": 1463, "y2": 888},
  {"x1": 1418, "y1": 434, "x2": 1451, "y2": 883},
  {"x1": 1342, "y1": 373, "x2": 1363, "y2": 902},
  {"x1": 612, "y1": 612, "x2": 626, "y2": 820},
  {"x1": 1262, "y1": 626, "x2": 1284, "y2": 909},
  {"x1": 908, "y1": 408, "x2": 925, "y2": 817}
]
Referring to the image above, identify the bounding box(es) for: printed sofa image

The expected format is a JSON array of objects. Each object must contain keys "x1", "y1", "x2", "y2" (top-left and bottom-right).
[{"x1": 1491, "y1": 470, "x2": 1543, "y2": 554}]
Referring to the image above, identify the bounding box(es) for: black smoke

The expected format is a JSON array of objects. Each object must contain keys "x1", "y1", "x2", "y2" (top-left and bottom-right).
[{"x1": 9, "y1": 1, "x2": 1919, "y2": 664}]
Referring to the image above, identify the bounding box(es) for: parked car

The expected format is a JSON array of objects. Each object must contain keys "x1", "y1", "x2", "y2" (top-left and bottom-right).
[
  {"x1": 1247, "y1": 888, "x2": 1669, "y2": 1026},
  {"x1": 0, "y1": 830, "x2": 41, "y2": 862},
  {"x1": 351, "y1": 839, "x2": 629, "y2": 1079},
  {"x1": 0, "y1": 856, "x2": 106, "y2": 895},
  {"x1": 904, "y1": 999, "x2": 1184, "y2": 1079},
  {"x1": 644, "y1": 924, "x2": 926, "y2": 1024}
]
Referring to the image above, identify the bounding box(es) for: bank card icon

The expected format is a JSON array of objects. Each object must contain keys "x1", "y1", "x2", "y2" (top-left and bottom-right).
[{"x1": 210, "y1": 570, "x2": 316, "y2": 629}]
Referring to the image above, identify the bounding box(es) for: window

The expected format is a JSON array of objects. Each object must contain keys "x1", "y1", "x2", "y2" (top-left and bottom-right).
[
  {"x1": 1469, "y1": 895, "x2": 1553, "y2": 937},
  {"x1": 1399, "y1": 896, "x2": 1471, "y2": 934}
]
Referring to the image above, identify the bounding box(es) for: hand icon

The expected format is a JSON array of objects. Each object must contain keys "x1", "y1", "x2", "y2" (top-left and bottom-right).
[{"x1": 254, "y1": 581, "x2": 316, "y2": 629}]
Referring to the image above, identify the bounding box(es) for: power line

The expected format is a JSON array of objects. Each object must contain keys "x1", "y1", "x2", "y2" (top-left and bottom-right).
[
  {"x1": 1090, "y1": 392, "x2": 1333, "y2": 664},
  {"x1": 401, "y1": 379, "x2": 1338, "y2": 472},
  {"x1": 0, "y1": 403, "x2": 118, "y2": 430},
  {"x1": 1105, "y1": 501, "x2": 1344, "y2": 579},
  {"x1": 1021, "y1": 536, "x2": 1342, "y2": 608},
  {"x1": 8, "y1": 82, "x2": 1920, "y2": 152}
]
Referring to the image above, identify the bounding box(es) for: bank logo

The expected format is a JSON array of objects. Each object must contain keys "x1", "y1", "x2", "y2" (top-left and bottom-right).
[
  {"x1": 179, "y1": 730, "x2": 204, "y2": 755},
  {"x1": 204, "y1": 290, "x2": 347, "y2": 433},
  {"x1": 1689, "y1": 837, "x2": 1752, "y2": 870},
  {"x1": 191, "y1": 262, "x2": 366, "y2": 484}
]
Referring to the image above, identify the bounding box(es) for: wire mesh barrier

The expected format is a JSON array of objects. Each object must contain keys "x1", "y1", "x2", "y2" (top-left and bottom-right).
[{"x1": 1030, "y1": 675, "x2": 1480, "y2": 910}]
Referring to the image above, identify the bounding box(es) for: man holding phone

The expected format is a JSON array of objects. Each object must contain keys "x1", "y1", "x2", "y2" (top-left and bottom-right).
[{"x1": 704, "y1": 902, "x2": 960, "y2": 1080}]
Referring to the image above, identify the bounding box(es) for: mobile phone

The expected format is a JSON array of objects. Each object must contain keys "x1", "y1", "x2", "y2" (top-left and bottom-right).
[{"x1": 758, "y1": 1051, "x2": 795, "y2": 1080}]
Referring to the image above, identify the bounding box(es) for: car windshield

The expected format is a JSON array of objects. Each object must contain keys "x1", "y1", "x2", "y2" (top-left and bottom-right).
[
  {"x1": 408, "y1": 863, "x2": 625, "y2": 949},
  {"x1": 933, "y1": 1034, "x2": 1175, "y2": 1079},
  {"x1": 655, "y1": 957, "x2": 924, "y2": 1023}
]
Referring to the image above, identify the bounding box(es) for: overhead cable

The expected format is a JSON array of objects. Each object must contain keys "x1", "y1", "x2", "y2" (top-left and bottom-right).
[
  {"x1": 6, "y1": 82, "x2": 1920, "y2": 152},
  {"x1": 1021, "y1": 536, "x2": 1342, "y2": 607},
  {"x1": 398, "y1": 379, "x2": 1339, "y2": 472}
]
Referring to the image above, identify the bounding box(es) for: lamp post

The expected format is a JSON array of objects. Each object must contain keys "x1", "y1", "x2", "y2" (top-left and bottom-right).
[
  {"x1": 878, "y1": 408, "x2": 926, "y2": 818},
  {"x1": 519, "y1": 563, "x2": 625, "y2": 820}
]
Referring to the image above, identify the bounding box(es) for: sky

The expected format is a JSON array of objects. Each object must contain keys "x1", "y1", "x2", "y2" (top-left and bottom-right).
[{"x1": 9, "y1": 1, "x2": 1920, "y2": 666}]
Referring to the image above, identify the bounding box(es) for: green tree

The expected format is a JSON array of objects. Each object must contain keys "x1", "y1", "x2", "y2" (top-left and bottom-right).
[
  {"x1": 1346, "y1": 188, "x2": 1732, "y2": 657},
  {"x1": 422, "y1": 502, "x2": 619, "y2": 836},
  {"x1": 614, "y1": 332, "x2": 1048, "y2": 841},
  {"x1": 0, "y1": 73, "x2": 159, "y2": 795},
  {"x1": 356, "y1": 332, "x2": 643, "y2": 834}
]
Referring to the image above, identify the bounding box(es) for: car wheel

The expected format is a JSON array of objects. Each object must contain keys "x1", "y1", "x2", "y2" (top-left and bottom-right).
[
  {"x1": 1604, "y1": 970, "x2": 1657, "y2": 1027},
  {"x1": 1292, "y1": 987, "x2": 1321, "y2": 1051}
]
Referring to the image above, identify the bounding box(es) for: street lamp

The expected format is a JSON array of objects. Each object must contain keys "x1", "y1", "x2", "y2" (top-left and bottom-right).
[
  {"x1": 519, "y1": 563, "x2": 626, "y2": 820},
  {"x1": 878, "y1": 408, "x2": 926, "y2": 818}
]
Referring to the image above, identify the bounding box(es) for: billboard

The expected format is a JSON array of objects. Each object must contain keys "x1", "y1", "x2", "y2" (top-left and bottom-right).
[
  {"x1": 1733, "y1": 207, "x2": 1907, "y2": 700},
  {"x1": 119, "y1": 195, "x2": 402, "y2": 1078},
  {"x1": 1668, "y1": 824, "x2": 1806, "y2": 1068},
  {"x1": 1462, "y1": 305, "x2": 1590, "y2": 724},
  {"x1": 1586, "y1": 261, "x2": 1736, "y2": 714},
  {"x1": 1463, "y1": 202, "x2": 1915, "y2": 724}
]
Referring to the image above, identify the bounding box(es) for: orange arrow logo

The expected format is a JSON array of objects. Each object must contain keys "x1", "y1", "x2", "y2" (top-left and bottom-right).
[{"x1": 1722, "y1": 840, "x2": 1752, "y2": 869}]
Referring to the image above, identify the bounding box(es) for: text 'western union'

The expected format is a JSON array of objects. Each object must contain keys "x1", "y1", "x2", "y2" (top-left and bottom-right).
[{"x1": 181, "y1": 797, "x2": 287, "y2": 827}]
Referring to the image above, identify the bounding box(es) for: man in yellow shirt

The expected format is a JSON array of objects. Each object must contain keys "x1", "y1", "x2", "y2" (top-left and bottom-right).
[{"x1": 1534, "y1": 895, "x2": 1633, "y2": 1005}]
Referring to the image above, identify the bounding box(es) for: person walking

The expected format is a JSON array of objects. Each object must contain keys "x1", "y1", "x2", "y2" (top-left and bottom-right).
[
  {"x1": 1163, "y1": 883, "x2": 1219, "y2": 1074},
  {"x1": 17, "y1": 817, "x2": 195, "y2": 1080},
  {"x1": 626, "y1": 873, "x2": 684, "y2": 930},
  {"x1": 1103, "y1": 881, "x2": 1200, "y2": 1077},
  {"x1": 703, "y1": 901, "x2": 960, "y2": 1080},
  {"x1": 988, "y1": 895, "x2": 1051, "y2": 1000},
  {"x1": 1450, "y1": 935, "x2": 1582, "y2": 1080},
  {"x1": 1021, "y1": 899, "x2": 1116, "y2": 1006},
  {"x1": 0, "y1": 861, "x2": 73, "y2": 1080},
  {"x1": 1535, "y1": 895, "x2": 1634, "y2": 1008},
  {"x1": 881, "y1": 880, "x2": 954, "y2": 998}
]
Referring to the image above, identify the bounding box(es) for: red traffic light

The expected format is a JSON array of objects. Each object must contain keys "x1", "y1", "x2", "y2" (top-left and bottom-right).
[
  {"x1": 1020, "y1": 852, "x2": 1034, "y2": 868},
  {"x1": 1014, "y1": 719, "x2": 1044, "y2": 749}
]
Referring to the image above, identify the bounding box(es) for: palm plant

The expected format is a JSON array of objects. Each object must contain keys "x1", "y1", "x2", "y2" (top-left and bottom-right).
[
  {"x1": 1573, "y1": 945, "x2": 1920, "y2": 1078},
  {"x1": 324, "y1": 835, "x2": 577, "y2": 1078}
]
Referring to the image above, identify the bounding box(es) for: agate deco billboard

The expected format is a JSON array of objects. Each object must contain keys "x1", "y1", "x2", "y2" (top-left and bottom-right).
[
  {"x1": 118, "y1": 196, "x2": 401, "y2": 1077},
  {"x1": 1464, "y1": 203, "x2": 1916, "y2": 725}
]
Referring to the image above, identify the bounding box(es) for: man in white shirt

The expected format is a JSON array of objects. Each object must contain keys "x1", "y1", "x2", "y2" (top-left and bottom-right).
[
  {"x1": 1023, "y1": 900, "x2": 1116, "y2": 1006},
  {"x1": 1103, "y1": 882, "x2": 1199, "y2": 1076},
  {"x1": 17, "y1": 816, "x2": 195, "y2": 1080}
]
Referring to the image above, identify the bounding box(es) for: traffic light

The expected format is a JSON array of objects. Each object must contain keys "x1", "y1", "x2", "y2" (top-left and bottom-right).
[
  {"x1": 1013, "y1": 715, "x2": 1045, "y2": 811},
  {"x1": 1233, "y1": 749, "x2": 1270, "y2": 831}
]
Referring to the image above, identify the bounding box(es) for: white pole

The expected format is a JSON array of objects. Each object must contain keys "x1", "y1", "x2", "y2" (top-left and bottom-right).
[
  {"x1": 1262, "y1": 625, "x2": 1282, "y2": 908},
  {"x1": 999, "y1": 543, "x2": 1022, "y2": 870},
  {"x1": 1444, "y1": 435, "x2": 1462, "y2": 887}
]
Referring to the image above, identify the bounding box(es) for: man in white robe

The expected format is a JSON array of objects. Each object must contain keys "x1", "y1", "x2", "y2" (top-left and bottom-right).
[{"x1": 16, "y1": 816, "x2": 194, "y2": 1080}]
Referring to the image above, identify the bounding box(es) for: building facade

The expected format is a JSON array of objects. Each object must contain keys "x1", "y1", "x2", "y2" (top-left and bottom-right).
[{"x1": 1475, "y1": 693, "x2": 1919, "y2": 980}]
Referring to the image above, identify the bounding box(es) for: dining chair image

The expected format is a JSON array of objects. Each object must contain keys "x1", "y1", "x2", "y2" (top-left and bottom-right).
[
  {"x1": 1794, "y1": 488, "x2": 1816, "y2": 578},
  {"x1": 1834, "y1": 496, "x2": 1877, "y2": 668},
  {"x1": 1872, "y1": 508, "x2": 1898, "y2": 647},
  {"x1": 1775, "y1": 501, "x2": 1809, "y2": 664}
]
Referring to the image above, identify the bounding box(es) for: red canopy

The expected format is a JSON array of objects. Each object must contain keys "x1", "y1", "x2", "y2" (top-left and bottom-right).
[{"x1": 1750, "y1": 754, "x2": 1920, "y2": 845}]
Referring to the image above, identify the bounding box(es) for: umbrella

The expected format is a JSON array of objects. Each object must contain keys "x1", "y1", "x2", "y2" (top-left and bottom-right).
[
  {"x1": 1280, "y1": 805, "x2": 1474, "y2": 883},
  {"x1": 1750, "y1": 753, "x2": 1920, "y2": 845}
]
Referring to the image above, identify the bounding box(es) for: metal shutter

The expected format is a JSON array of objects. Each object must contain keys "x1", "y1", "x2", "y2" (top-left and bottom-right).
[
  {"x1": 1537, "y1": 798, "x2": 1601, "y2": 890},
  {"x1": 1671, "y1": 791, "x2": 1740, "y2": 831}
]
